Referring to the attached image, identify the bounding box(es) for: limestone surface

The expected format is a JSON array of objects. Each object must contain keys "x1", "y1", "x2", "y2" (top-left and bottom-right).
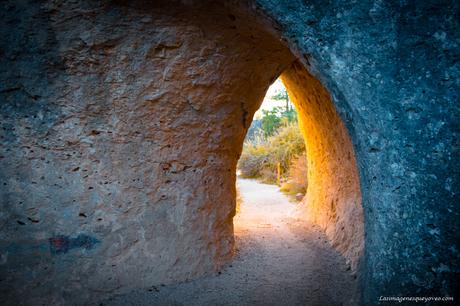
[{"x1": 0, "y1": 0, "x2": 458, "y2": 305}]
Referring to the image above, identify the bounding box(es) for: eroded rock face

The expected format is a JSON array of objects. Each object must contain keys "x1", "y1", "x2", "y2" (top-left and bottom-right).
[
  {"x1": 0, "y1": 0, "x2": 295, "y2": 304},
  {"x1": 282, "y1": 62, "x2": 364, "y2": 271},
  {"x1": 257, "y1": 0, "x2": 459, "y2": 302},
  {"x1": 0, "y1": 0, "x2": 458, "y2": 305}
]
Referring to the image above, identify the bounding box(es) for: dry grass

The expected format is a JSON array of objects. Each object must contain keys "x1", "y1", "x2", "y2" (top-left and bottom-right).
[
  {"x1": 280, "y1": 154, "x2": 308, "y2": 198},
  {"x1": 235, "y1": 187, "x2": 242, "y2": 215},
  {"x1": 238, "y1": 122, "x2": 305, "y2": 183}
]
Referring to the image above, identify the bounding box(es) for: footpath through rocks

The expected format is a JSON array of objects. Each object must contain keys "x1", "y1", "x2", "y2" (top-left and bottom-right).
[{"x1": 103, "y1": 178, "x2": 358, "y2": 306}]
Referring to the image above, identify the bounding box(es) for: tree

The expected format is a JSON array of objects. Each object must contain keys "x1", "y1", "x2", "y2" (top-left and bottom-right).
[
  {"x1": 271, "y1": 88, "x2": 291, "y2": 112},
  {"x1": 258, "y1": 106, "x2": 298, "y2": 138},
  {"x1": 260, "y1": 108, "x2": 282, "y2": 137}
]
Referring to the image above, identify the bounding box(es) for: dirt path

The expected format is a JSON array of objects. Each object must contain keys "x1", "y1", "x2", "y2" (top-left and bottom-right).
[{"x1": 104, "y1": 178, "x2": 358, "y2": 306}]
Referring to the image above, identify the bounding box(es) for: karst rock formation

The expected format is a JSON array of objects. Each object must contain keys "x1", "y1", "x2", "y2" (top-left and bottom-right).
[{"x1": 0, "y1": 0, "x2": 458, "y2": 305}]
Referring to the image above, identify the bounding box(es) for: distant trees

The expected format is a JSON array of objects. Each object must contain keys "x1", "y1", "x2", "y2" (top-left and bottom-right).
[
  {"x1": 246, "y1": 86, "x2": 296, "y2": 139},
  {"x1": 260, "y1": 107, "x2": 297, "y2": 137},
  {"x1": 239, "y1": 85, "x2": 307, "y2": 197},
  {"x1": 271, "y1": 87, "x2": 291, "y2": 112},
  {"x1": 247, "y1": 106, "x2": 297, "y2": 141}
]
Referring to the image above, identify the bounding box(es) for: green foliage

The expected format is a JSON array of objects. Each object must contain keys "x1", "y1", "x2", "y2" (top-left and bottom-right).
[
  {"x1": 259, "y1": 106, "x2": 298, "y2": 138},
  {"x1": 281, "y1": 108, "x2": 297, "y2": 125},
  {"x1": 260, "y1": 108, "x2": 282, "y2": 137},
  {"x1": 238, "y1": 122, "x2": 305, "y2": 184},
  {"x1": 239, "y1": 84, "x2": 307, "y2": 195},
  {"x1": 271, "y1": 89, "x2": 289, "y2": 102}
]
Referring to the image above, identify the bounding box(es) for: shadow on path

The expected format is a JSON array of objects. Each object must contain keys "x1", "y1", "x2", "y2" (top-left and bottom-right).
[{"x1": 103, "y1": 178, "x2": 358, "y2": 306}]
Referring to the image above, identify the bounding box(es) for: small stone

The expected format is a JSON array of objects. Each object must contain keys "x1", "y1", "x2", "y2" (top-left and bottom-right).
[{"x1": 296, "y1": 193, "x2": 304, "y2": 201}]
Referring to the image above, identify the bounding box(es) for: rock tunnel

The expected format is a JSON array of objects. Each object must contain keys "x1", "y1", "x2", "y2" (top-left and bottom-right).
[{"x1": 0, "y1": 0, "x2": 458, "y2": 305}]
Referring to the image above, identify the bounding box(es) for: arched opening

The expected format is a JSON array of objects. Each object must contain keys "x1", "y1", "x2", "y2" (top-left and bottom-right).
[
  {"x1": 0, "y1": 1, "x2": 367, "y2": 304},
  {"x1": 230, "y1": 74, "x2": 362, "y2": 304},
  {"x1": 281, "y1": 63, "x2": 364, "y2": 270},
  {"x1": 235, "y1": 66, "x2": 364, "y2": 273}
]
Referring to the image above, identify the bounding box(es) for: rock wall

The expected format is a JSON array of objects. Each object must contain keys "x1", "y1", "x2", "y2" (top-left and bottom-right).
[
  {"x1": 282, "y1": 62, "x2": 364, "y2": 271},
  {"x1": 0, "y1": 1, "x2": 293, "y2": 304},
  {"x1": 0, "y1": 0, "x2": 458, "y2": 305},
  {"x1": 256, "y1": 0, "x2": 460, "y2": 302}
]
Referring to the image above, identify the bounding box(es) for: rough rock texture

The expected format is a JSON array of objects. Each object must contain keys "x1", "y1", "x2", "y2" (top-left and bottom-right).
[
  {"x1": 104, "y1": 178, "x2": 359, "y2": 306},
  {"x1": 282, "y1": 62, "x2": 364, "y2": 271},
  {"x1": 0, "y1": 1, "x2": 294, "y2": 304},
  {"x1": 257, "y1": 0, "x2": 460, "y2": 302},
  {"x1": 0, "y1": 0, "x2": 459, "y2": 305}
]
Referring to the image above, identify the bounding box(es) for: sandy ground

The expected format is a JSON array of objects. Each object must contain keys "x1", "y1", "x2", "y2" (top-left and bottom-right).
[{"x1": 102, "y1": 178, "x2": 358, "y2": 306}]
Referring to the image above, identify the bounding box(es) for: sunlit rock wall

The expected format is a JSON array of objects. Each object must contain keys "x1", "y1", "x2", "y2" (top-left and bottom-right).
[{"x1": 282, "y1": 63, "x2": 364, "y2": 272}]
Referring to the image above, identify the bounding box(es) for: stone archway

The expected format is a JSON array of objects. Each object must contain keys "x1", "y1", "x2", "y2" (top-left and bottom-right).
[
  {"x1": 1, "y1": 1, "x2": 458, "y2": 305},
  {"x1": 0, "y1": 1, "x2": 363, "y2": 303},
  {"x1": 281, "y1": 62, "x2": 363, "y2": 270}
]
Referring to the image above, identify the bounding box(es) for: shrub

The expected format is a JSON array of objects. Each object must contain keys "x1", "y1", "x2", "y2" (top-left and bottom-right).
[
  {"x1": 280, "y1": 154, "x2": 308, "y2": 196},
  {"x1": 267, "y1": 121, "x2": 305, "y2": 173},
  {"x1": 235, "y1": 187, "x2": 242, "y2": 215},
  {"x1": 260, "y1": 168, "x2": 278, "y2": 184},
  {"x1": 238, "y1": 122, "x2": 305, "y2": 182},
  {"x1": 238, "y1": 141, "x2": 269, "y2": 178}
]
